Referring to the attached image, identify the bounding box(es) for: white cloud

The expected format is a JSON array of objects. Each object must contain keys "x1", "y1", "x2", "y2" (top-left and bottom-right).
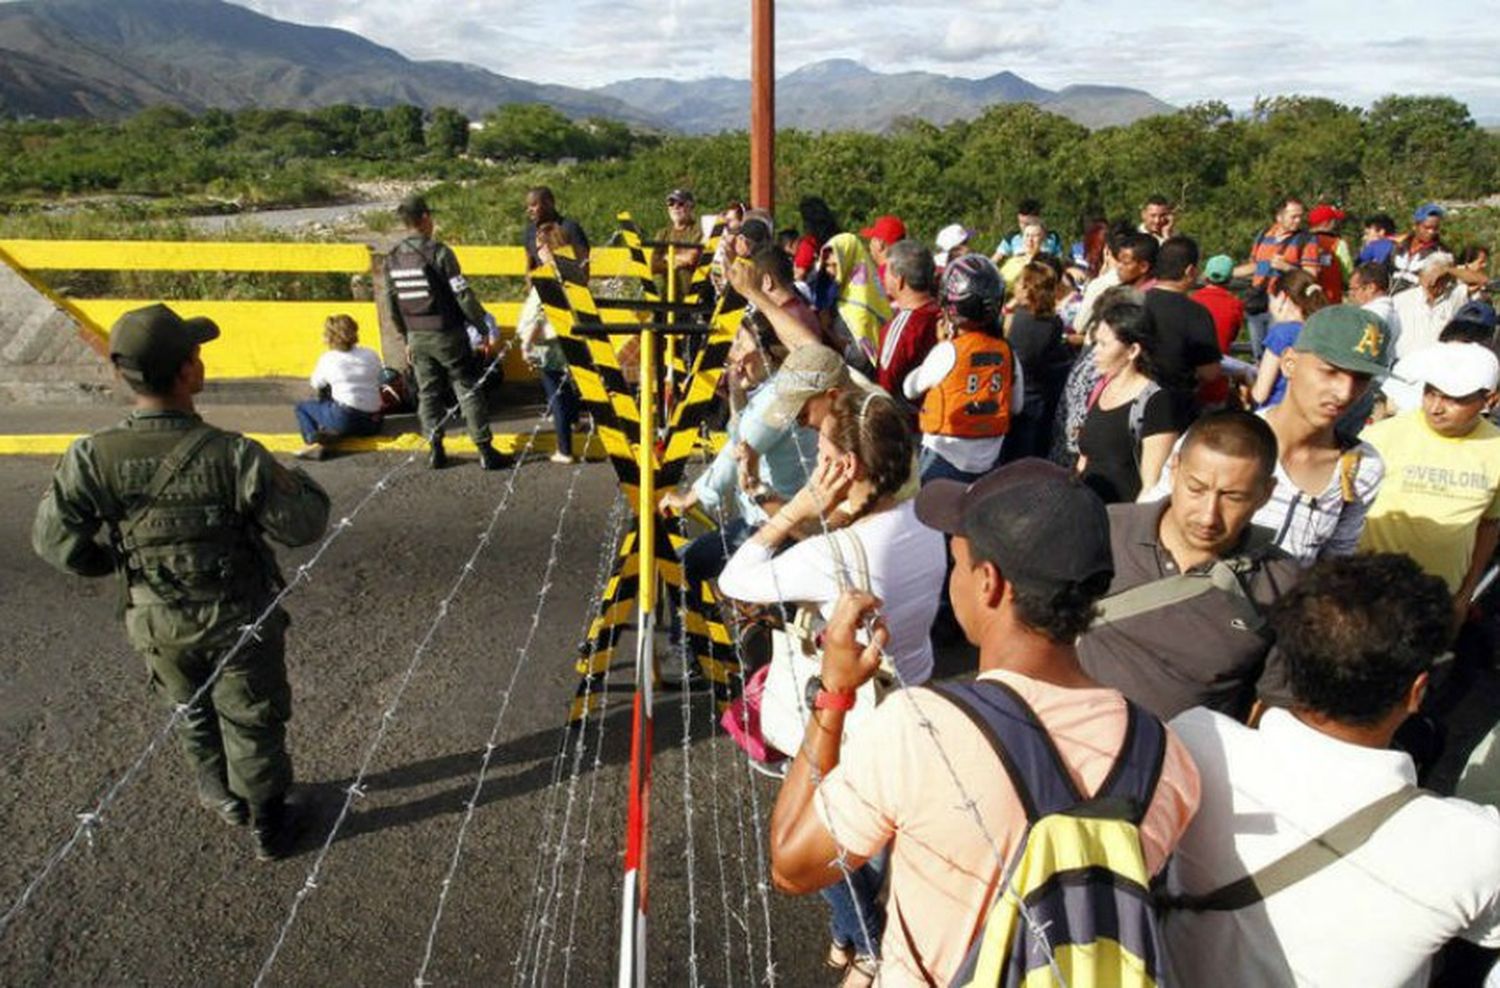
[{"x1": 225, "y1": 0, "x2": 1500, "y2": 117}]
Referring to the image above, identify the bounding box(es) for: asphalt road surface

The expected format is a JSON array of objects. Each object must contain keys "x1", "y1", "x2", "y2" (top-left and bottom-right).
[
  {"x1": 3, "y1": 447, "x2": 1496, "y2": 987},
  {"x1": 0, "y1": 450, "x2": 840, "y2": 987}
]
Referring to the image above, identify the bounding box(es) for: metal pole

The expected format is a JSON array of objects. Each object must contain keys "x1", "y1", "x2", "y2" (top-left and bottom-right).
[
  {"x1": 618, "y1": 322, "x2": 657, "y2": 988},
  {"x1": 750, "y1": 0, "x2": 775, "y2": 212}
]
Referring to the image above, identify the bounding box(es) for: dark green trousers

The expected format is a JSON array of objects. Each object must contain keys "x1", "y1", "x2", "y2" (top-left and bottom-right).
[
  {"x1": 407, "y1": 330, "x2": 493, "y2": 444},
  {"x1": 126, "y1": 604, "x2": 293, "y2": 806}
]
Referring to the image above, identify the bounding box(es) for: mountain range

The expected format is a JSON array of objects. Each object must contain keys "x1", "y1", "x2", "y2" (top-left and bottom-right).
[
  {"x1": 598, "y1": 59, "x2": 1171, "y2": 132},
  {"x1": 0, "y1": 0, "x2": 1173, "y2": 132}
]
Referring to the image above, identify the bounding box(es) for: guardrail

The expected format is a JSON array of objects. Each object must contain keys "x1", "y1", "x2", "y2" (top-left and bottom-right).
[{"x1": 0, "y1": 240, "x2": 654, "y2": 382}]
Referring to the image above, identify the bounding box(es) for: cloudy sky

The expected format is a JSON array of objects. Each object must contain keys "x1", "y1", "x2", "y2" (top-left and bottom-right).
[{"x1": 234, "y1": 0, "x2": 1500, "y2": 118}]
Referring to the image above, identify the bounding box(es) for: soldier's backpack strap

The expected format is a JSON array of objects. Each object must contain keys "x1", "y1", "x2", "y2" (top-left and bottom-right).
[{"x1": 115, "y1": 423, "x2": 220, "y2": 545}]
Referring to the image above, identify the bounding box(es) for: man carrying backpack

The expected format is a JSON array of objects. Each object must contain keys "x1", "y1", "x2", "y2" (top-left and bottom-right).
[
  {"x1": 1078, "y1": 411, "x2": 1303, "y2": 722},
  {"x1": 385, "y1": 194, "x2": 508, "y2": 470},
  {"x1": 1160, "y1": 553, "x2": 1500, "y2": 986},
  {"x1": 769, "y1": 460, "x2": 1200, "y2": 987}
]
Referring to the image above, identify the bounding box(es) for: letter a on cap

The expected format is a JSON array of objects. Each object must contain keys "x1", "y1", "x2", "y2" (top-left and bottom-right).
[{"x1": 1354, "y1": 322, "x2": 1384, "y2": 358}]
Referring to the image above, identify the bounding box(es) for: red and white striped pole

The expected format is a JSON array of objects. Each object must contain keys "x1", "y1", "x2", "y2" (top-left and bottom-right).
[{"x1": 618, "y1": 313, "x2": 658, "y2": 988}]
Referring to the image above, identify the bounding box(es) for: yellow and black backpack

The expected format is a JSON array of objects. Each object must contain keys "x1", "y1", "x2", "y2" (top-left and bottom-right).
[{"x1": 937, "y1": 679, "x2": 1168, "y2": 988}]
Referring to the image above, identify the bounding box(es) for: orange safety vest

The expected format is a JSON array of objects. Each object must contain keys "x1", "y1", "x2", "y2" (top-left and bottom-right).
[{"x1": 918, "y1": 333, "x2": 1015, "y2": 438}]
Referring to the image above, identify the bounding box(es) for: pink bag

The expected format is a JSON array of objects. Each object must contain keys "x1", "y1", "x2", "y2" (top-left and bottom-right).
[{"x1": 720, "y1": 664, "x2": 787, "y2": 764}]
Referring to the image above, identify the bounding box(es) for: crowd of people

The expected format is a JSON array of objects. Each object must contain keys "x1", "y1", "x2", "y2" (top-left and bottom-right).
[
  {"x1": 666, "y1": 191, "x2": 1500, "y2": 986},
  {"x1": 50, "y1": 181, "x2": 1500, "y2": 982}
]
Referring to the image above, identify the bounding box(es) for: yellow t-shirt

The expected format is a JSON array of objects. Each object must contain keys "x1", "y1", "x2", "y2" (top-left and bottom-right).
[{"x1": 1359, "y1": 410, "x2": 1500, "y2": 592}]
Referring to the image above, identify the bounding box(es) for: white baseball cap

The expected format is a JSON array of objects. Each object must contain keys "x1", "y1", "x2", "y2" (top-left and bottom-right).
[
  {"x1": 934, "y1": 223, "x2": 974, "y2": 268},
  {"x1": 1404, "y1": 342, "x2": 1500, "y2": 398},
  {"x1": 935, "y1": 223, "x2": 973, "y2": 252}
]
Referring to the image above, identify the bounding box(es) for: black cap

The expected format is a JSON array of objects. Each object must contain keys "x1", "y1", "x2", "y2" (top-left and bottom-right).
[
  {"x1": 109, "y1": 303, "x2": 220, "y2": 381},
  {"x1": 396, "y1": 194, "x2": 432, "y2": 221},
  {"x1": 915, "y1": 459, "x2": 1113, "y2": 600},
  {"x1": 665, "y1": 188, "x2": 696, "y2": 206}
]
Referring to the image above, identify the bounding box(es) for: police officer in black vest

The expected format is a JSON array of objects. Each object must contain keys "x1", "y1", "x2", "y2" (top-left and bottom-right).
[{"x1": 386, "y1": 194, "x2": 508, "y2": 470}]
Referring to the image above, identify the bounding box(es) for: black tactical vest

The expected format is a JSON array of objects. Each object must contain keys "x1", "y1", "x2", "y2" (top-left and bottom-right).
[{"x1": 387, "y1": 237, "x2": 462, "y2": 333}]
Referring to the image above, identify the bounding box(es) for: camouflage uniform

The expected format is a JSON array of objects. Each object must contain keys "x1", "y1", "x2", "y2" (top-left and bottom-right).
[{"x1": 33, "y1": 410, "x2": 330, "y2": 815}]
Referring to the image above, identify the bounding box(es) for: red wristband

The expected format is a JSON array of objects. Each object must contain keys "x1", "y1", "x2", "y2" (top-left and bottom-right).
[{"x1": 814, "y1": 688, "x2": 857, "y2": 712}]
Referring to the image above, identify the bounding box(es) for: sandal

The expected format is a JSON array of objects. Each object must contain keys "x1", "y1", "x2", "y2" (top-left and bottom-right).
[{"x1": 824, "y1": 941, "x2": 855, "y2": 971}]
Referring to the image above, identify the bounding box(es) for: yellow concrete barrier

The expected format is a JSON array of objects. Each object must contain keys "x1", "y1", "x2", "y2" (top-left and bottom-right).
[{"x1": 0, "y1": 240, "x2": 654, "y2": 382}]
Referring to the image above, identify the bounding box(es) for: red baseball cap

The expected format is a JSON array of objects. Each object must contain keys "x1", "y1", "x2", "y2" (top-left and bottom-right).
[
  {"x1": 859, "y1": 215, "x2": 906, "y2": 243},
  {"x1": 1308, "y1": 205, "x2": 1346, "y2": 226}
]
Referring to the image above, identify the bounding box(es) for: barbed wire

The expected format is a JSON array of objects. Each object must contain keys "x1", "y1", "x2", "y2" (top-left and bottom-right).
[
  {"x1": 0, "y1": 344, "x2": 515, "y2": 942},
  {"x1": 511, "y1": 495, "x2": 629, "y2": 988},
  {"x1": 413, "y1": 417, "x2": 600, "y2": 987},
  {"x1": 252, "y1": 372, "x2": 551, "y2": 988},
  {"x1": 709, "y1": 500, "x2": 778, "y2": 987},
  {"x1": 775, "y1": 415, "x2": 1068, "y2": 984},
  {"x1": 674, "y1": 549, "x2": 704, "y2": 988}
]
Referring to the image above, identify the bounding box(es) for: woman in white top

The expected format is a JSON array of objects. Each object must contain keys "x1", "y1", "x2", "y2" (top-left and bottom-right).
[
  {"x1": 294, "y1": 314, "x2": 383, "y2": 460},
  {"x1": 718, "y1": 388, "x2": 946, "y2": 685},
  {"x1": 717, "y1": 387, "x2": 944, "y2": 971}
]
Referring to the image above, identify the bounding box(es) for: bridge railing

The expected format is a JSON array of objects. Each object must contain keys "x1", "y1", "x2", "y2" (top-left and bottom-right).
[{"x1": 0, "y1": 239, "x2": 651, "y2": 382}]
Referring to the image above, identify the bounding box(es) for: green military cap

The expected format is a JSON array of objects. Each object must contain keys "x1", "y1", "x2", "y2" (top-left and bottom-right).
[
  {"x1": 396, "y1": 193, "x2": 432, "y2": 220},
  {"x1": 1292, "y1": 304, "x2": 1391, "y2": 377},
  {"x1": 109, "y1": 303, "x2": 219, "y2": 380}
]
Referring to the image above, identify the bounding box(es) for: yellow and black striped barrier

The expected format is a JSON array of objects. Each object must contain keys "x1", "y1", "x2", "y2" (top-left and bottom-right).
[{"x1": 531, "y1": 244, "x2": 740, "y2": 722}]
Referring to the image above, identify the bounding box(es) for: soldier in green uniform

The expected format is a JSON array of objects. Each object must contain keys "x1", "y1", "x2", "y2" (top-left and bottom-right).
[
  {"x1": 386, "y1": 194, "x2": 509, "y2": 470},
  {"x1": 32, "y1": 304, "x2": 331, "y2": 860}
]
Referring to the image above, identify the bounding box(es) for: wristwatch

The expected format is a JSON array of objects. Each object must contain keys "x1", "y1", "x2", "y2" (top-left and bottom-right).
[{"x1": 806, "y1": 675, "x2": 857, "y2": 712}]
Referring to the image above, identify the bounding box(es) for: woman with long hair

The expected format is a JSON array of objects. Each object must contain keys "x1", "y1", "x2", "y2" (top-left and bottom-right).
[
  {"x1": 718, "y1": 389, "x2": 945, "y2": 981},
  {"x1": 1001, "y1": 259, "x2": 1074, "y2": 462},
  {"x1": 1075, "y1": 300, "x2": 1180, "y2": 502},
  {"x1": 1250, "y1": 268, "x2": 1329, "y2": 408}
]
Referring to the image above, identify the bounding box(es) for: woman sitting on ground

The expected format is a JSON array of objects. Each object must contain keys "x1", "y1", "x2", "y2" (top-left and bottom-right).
[
  {"x1": 718, "y1": 388, "x2": 944, "y2": 981},
  {"x1": 294, "y1": 314, "x2": 383, "y2": 460},
  {"x1": 1075, "y1": 299, "x2": 1179, "y2": 503}
]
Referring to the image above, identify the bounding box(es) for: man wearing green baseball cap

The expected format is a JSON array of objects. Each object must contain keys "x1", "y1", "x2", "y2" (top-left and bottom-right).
[
  {"x1": 33, "y1": 303, "x2": 331, "y2": 860},
  {"x1": 1146, "y1": 304, "x2": 1392, "y2": 569},
  {"x1": 1254, "y1": 304, "x2": 1391, "y2": 564}
]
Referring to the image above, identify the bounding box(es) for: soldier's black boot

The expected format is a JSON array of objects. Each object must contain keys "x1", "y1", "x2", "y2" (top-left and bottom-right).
[
  {"x1": 476, "y1": 441, "x2": 511, "y2": 471},
  {"x1": 427, "y1": 437, "x2": 448, "y2": 470},
  {"x1": 251, "y1": 795, "x2": 301, "y2": 862}
]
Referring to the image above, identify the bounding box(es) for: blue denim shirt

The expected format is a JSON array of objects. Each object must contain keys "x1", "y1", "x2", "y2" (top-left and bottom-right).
[{"x1": 692, "y1": 375, "x2": 817, "y2": 524}]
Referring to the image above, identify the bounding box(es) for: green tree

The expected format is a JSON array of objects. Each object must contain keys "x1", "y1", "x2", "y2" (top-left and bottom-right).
[
  {"x1": 385, "y1": 104, "x2": 425, "y2": 155},
  {"x1": 1362, "y1": 95, "x2": 1498, "y2": 206},
  {"x1": 471, "y1": 103, "x2": 589, "y2": 161},
  {"x1": 425, "y1": 107, "x2": 469, "y2": 158}
]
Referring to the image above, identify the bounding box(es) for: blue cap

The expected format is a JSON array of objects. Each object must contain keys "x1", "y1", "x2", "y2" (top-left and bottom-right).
[
  {"x1": 1454, "y1": 301, "x2": 1498, "y2": 330},
  {"x1": 1414, "y1": 202, "x2": 1446, "y2": 222}
]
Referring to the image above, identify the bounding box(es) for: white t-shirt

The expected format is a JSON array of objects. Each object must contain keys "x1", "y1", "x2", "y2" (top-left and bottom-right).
[
  {"x1": 717, "y1": 498, "x2": 946, "y2": 685},
  {"x1": 1163, "y1": 707, "x2": 1500, "y2": 988},
  {"x1": 310, "y1": 346, "x2": 383, "y2": 414},
  {"x1": 1393, "y1": 283, "x2": 1467, "y2": 361}
]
